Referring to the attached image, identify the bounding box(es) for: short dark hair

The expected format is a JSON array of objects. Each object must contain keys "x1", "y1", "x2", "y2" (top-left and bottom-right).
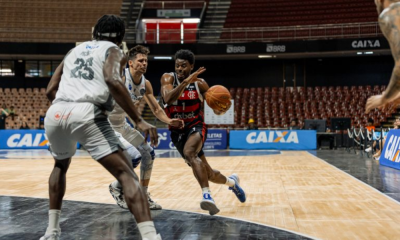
[
  {"x1": 291, "y1": 118, "x2": 298, "y2": 124},
  {"x1": 92, "y1": 15, "x2": 125, "y2": 44},
  {"x1": 128, "y1": 45, "x2": 150, "y2": 60},
  {"x1": 174, "y1": 49, "x2": 195, "y2": 65},
  {"x1": 368, "y1": 118, "x2": 374, "y2": 124}
]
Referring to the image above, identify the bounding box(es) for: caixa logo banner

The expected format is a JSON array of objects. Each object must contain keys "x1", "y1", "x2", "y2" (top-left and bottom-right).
[
  {"x1": 379, "y1": 130, "x2": 400, "y2": 170},
  {"x1": 155, "y1": 129, "x2": 227, "y2": 150},
  {"x1": 229, "y1": 130, "x2": 316, "y2": 150},
  {"x1": 0, "y1": 130, "x2": 49, "y2": 149}
]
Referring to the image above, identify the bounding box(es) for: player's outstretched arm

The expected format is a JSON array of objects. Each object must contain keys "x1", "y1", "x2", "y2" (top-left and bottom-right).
[
  {"x1": 46, "y1": 61, "x2": 64, "y2": 102},
  {"x1": 161, "y1": 67, "x2": 206, "y2": 105},
  {"x1": 366, "y1": 8, "x2": 400, "y2": 112},
  {"x1": 144, "y1": 80, "x2": 183, "y2": 128},
  {"x1": 104, "y1": 47, "x2": 158, "y2": 146}
]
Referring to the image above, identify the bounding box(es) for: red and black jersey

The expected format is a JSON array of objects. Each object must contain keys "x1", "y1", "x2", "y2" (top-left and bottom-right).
[{"x1": 162, "y1": 72, "x2": 205, "y2": 131}]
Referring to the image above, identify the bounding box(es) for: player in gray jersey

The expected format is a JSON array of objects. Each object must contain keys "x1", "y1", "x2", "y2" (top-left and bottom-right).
[
  {"x1": 108, "y1": 45, "x2": 183, "y2": 210},
  {"x1": 40, "y1": 15, "x2": 161, "y2": 240}
]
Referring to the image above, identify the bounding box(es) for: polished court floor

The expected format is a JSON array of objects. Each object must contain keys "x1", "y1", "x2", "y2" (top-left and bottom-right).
[{"x1": 1, "y1": 149, "x2": 400, "y2": 240}]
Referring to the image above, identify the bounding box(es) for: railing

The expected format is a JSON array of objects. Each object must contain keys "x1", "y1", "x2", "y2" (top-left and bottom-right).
[
  {"x1": 144, "y1": 1, "x2": 205, "y2": 9},
  {"x1": 129, "y1": 22, "x2": 382, "y2": 44},
  {"x1": 0, "y1": 22, "x2": 383, "y2": 43}
]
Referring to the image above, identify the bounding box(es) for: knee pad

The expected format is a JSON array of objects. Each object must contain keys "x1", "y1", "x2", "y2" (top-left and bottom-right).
[
  {"x1": 137, "y1": 144, "x2": 155, "y2": 180},
  {"x1": 125, "y1": 145, "x2": 142, "y2": 168}
]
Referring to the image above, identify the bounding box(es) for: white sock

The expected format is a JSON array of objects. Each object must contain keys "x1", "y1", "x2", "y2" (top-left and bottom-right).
[
  {"x1": 111, "y1": 180, "x2": 122, "y2": 189},
  {"x1": 45, "y1": 209, "x2": 61, "y2": 234},
  {"x1": 138, "y1": 221, "x2": 157, "y2": 239},
  {"x1": 225, "y1": 177, "x2": 235, "y2": 187},
  {"x1": 143, "y1": 186, "x2": 149, "y2": 195},
  {"x1": 202, "y1": 187, "x2": 211, "y2": 194}
]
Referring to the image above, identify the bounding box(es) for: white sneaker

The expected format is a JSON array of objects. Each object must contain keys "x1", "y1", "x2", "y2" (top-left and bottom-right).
[
  {"x1": 147, "y1": 192, "x2": 162, "y2": 210},
  {"x1": 365, "y1": 147, "x2": 372, "y2": 153},
  {"x1": 143, "y1": 233, "x2": 162, "y2": 240},
  {"x1": 200, "y1": 193, "x2": 220, "y2": 215},
  {"x1": 109, "y1": 184, "x2": 128, "y2": 209},
  {"x1": 39, "y1": 229, "x2": 60, "y2": 240}
]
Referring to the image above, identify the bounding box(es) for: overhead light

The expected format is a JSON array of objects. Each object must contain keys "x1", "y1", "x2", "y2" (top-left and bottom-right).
[
  {"x1": 258, "y1": 55, "x2": 274, "y2": 58},
  {"x1": 0, "y1": 69, "x2": 11, "y2": 73},
  {"x1": 357, "y1": 52, "x2": 363, "y2": 55},
  {"x1": 154, "y1": 56, "x2": 172, "y2": 60},
  {"x1": 364, "y1": 52, "x2": 374, "y2": 55},
  {"x1": 182, "y1": 18, "x2": 200, "y2": 23}
]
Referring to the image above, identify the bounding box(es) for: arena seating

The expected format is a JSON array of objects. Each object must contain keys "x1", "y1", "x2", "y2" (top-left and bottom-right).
[
  {"x1": 224, "y1": 0, "x2": 377, "y2": 28},
  {"x1": 1, "y1": 86, "x2": 394, "y2": 130},
  {"x1": 208, "y1": 85, "x2": 396, "y2": 129},
  {"x1": 0, "y1": 87, "x2": 146, "y2": 129},
  {"x1": 0, "y1": 0, "x2": 122, "y2": 43}
]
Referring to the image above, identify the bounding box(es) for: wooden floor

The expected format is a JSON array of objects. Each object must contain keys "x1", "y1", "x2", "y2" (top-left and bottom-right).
[{"x1": 1, "y1": 151, "x2": 400, "y2": 240}]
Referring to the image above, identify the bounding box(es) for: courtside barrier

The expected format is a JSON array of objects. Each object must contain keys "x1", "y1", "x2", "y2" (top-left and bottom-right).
[{"x1": 229, "y1": 130, "x2": 317, "y2": 150}]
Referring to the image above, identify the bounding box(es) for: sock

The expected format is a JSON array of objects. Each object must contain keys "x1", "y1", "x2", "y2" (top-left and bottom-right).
[
  {"x1": 138, "y1": 221, "x2": 157, "y2": 240},
  {"x1": 225, "y1": 177, "x2": 235, "y2": 187},
  {"x1": 143, "y1": 186, "x2": 148, "y2": 195},
  {"x1": 202, "y1": 187, "x2": 211, "y2": 194},
  {"x1": 111, "y1": 180, "x2": 122, "y2": 189},
  {"x1": 45, "y1": 209, "x2": 61, "y2": 234}
]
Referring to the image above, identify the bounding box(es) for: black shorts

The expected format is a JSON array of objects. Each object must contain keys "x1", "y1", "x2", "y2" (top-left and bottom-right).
[{"x1": 170, "y1": 123, "x2": 207, "y2": 161}]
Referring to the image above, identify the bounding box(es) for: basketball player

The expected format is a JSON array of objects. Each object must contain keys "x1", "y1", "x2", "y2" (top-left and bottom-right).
[
  {"x1": 108, "y1": 45, "x2": 183, "y2": 210},
  {"x1": 40, "y1": 15, "x2": 161, "y2": 240},
  {"x1": 366, "y1": 0, "x2": 400, "y2": 112},
  {"x1": 160, "y1": 49, "x2": 246, "y2": 216}
]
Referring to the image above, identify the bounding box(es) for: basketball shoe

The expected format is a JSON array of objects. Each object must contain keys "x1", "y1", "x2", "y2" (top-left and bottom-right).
[
  {"x1": 39, "y1": 229, "x2": 60, "y2": 240},
  {"x1": 228, "y1": 173, "x2": 246, "y2": 203},
  {"x1": 147, "y1": 192, "x2": 162, "y2": 210},
  {"x1": 200, "y1": 192, "x2": 220, "y2": 215},
  {"x1": 109, "y1": 184, "x2": 128, "y2": 209}
]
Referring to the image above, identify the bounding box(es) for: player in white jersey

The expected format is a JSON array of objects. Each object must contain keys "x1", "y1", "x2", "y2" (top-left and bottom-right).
[
  {"x1": 108, "y1": 45, "x2": 183, "y2": 210},
  {"x1": 40, "y1": 15, "x2": 161, "y2": 240}
]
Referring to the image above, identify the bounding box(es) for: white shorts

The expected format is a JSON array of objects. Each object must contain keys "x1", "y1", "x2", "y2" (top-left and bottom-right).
[
  {"x1": 113, "y1": 121, "x2": 145, "y2": 148},
  {"x1": 45, "y1": 102, "x2": 125, "y2": 160}
]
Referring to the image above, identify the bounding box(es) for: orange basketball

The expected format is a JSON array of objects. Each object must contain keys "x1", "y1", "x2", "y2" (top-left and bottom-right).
[{"x1": 205, "y1": 85, "x2": 232, "y2": 112}]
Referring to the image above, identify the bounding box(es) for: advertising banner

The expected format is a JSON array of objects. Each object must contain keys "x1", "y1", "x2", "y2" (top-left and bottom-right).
[{"x1": 229, "y1": 130, "x2": 317, "y2": 150}]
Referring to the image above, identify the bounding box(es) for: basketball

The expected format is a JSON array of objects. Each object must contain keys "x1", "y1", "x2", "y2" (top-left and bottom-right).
[{"x1": 205, "y1": 85, "x2": 232, "y2": 112}]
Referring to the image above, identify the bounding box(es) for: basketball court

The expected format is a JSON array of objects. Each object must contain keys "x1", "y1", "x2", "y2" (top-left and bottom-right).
[{"x1": 1, "y1": 148, "x2": 400, "y2": 240}]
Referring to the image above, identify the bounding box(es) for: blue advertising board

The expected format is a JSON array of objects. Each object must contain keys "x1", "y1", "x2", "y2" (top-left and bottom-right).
[
  {"x1": 0, "y1": 130, "x2": 81, "y2": 150},
  {"x1": 156, "y1": 128, "x2": 227, "y2": 150},
  {"x1": 379, "y1": 130, "x2": 400, "y2": 170},
  {"x1": 0, "y1": 130, "x2": 49, "y2": 149},
  {"x1": 229, "y1": 130, "x2": 317, "y2": 150}
]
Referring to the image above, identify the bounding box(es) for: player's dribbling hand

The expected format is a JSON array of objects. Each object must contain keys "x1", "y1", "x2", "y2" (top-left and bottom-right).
[
  {"x1": 365, "y1": 94, "x2": 386, "y2": 113},
  {"x1": 136, "y1": 120, "x2": 159, "y2": 147},
  {"x1": 169, "y1": 118, "x2": 184, "y2": 128},
  {"x1": 184, "y1": 67, "x2": 206, "y2": 84}
]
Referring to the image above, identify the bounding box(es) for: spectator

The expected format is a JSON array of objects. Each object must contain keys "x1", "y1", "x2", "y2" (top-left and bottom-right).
[
  {"x1": 371, "y1": 119, "x2": 399, "y2": 160},
  {"x1": 246, "y1": 118, "x2": 258, "y2": 130},
  {"x1": 38, "y1": 123, "x2": 44, "y2": 130},
  {"x1": 365, "y1": 118, "x2": 375, "y2": 132},
  {"x1": 8, "y1": 106, "x2": 16, "y2": 120},
  {"x1": 20, "y1": 121, "x2": 30, "y2": 130},
  {"x1": 38, "y1": 109, "x2": 45, "y2": 126},
  {"x1": 289, "y1": 118, "x2": 300, "y2": 130},
  {"x1": 0, "y1": 107, "x2": 7, "y2": 130}
]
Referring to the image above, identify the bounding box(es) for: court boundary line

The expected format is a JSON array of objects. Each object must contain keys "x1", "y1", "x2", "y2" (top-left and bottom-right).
[
  {"x1": 0, "y1": 195, "x2": 319, "y2": 240},
  {"x1": 306, "y1": 151, "x2": 400, "y2": 206}
]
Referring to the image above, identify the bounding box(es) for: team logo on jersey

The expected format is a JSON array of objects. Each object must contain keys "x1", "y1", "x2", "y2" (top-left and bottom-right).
[
  {"x1": 140, "y1": 88, "x2": 146, "y2": 96},
  {"x1": 128, "y1": 84, "x2": 132, "y2": 90},
  {"x1": 188, "y1": 91, "x2": 196, "y2": 99},
  {"x1": 54, "y1": 112, "x2": 61, "y2": 121}
]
